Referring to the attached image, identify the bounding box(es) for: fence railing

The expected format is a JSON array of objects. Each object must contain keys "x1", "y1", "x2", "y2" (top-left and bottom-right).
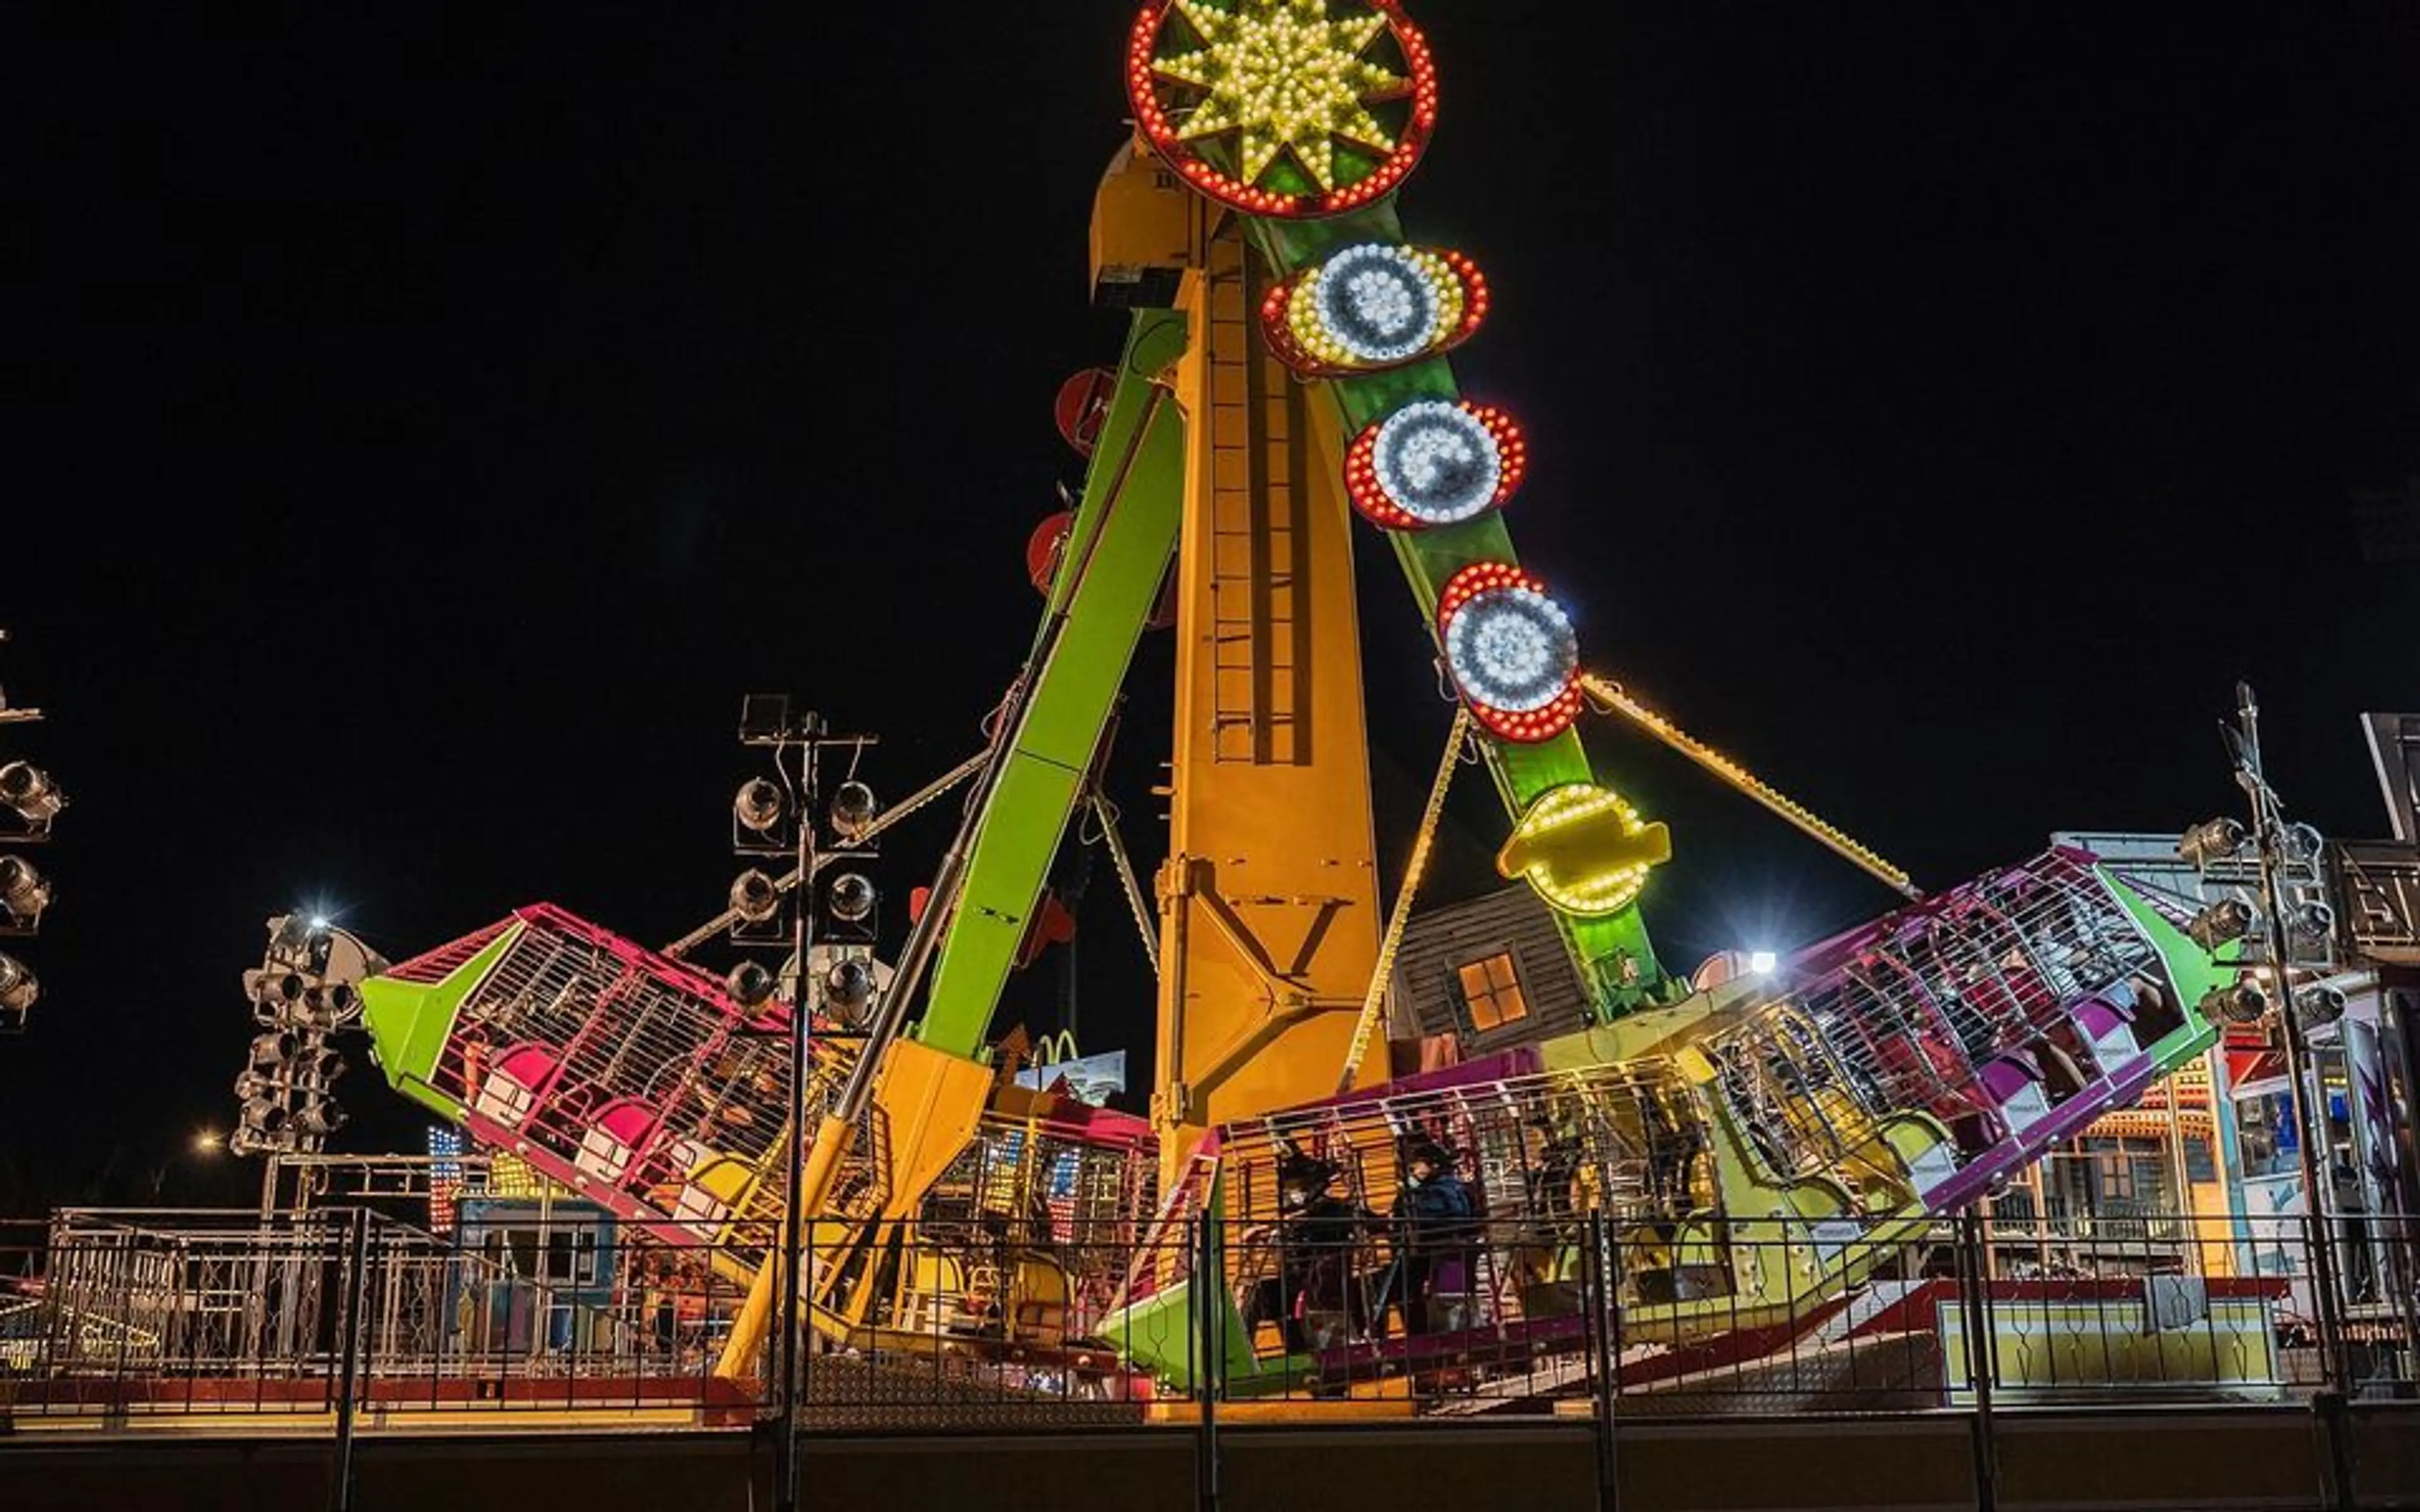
[{"x1": 0, "y1": 1206, "x2": 2412, "y2": 1430}]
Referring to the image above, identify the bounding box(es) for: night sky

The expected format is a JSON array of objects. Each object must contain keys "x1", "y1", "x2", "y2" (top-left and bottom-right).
[{"x1": 7, "y1": 4, "x2": 2415, "y2": 1213}]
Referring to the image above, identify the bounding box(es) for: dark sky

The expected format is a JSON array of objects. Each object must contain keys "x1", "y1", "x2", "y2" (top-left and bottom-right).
[{"x1": 6, "y1": 3, "x2": 2416, "y2": 1213}]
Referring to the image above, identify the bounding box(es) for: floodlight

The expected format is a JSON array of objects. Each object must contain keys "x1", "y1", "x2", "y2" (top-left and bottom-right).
[
  {"x1": 2281, "y1": 822, "x2": 2325, "y2": 866},
  {"x1": 300, "y1": 982, "x2": 361, "y2": 1029},
  {"x1": 2295, "y1": 983, "x2": 2348, "y2": 1027},
  {"x1": 2199, "y1": 980, "x2": 2269, "y2": 1026},
  {"x1": 247, "y1": 968, "x2": 304, "y2": 1011},
  {"x1": 729, "y1": 869, "x2": 781, "y2": 925},
  {"x1": 2176, "y1": 816, "x2": 2247, "y2": 870},
  {"x1": 829, "y1": 781, "x2": 879, "y2": 842},
  {"x1": 248, "y1": 1029, "x2": 298, "y2": 1070},
  {"x1": 0, "y1": 952, "x2": 33, "y2": 1019},
  {"x1": 824, "y1": 956, "x2": 876, "y2": 1020},
  {"x1": 0, "y1": 854, "x2": 50, "y2": 922},
  {"x1": 2185, "y1": 895, "x2": 2259, "y2": 953},
  {"x1": 2287, "y1": 899, "x2": 2336, "y2": 949},
  {"x1": 734, "y1": 777, "x2": 786, "y2": 835},
  {"x1": 1748, "y1": 950, "x2": 1778, "y2": 976},
  {"x1": 0, "y1": 760, "x2": 64, "y2": 827},
  {"x1": 827, "y1": 872, "x2": 877, "y2": 925},
  {"x1": 725, "y1": 959, "x2": 776, "y2": 1007}
]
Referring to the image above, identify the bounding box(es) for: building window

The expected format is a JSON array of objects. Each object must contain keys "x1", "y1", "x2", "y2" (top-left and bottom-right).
[{"x1": 1457, "y1": 953, "x2": 1528, "y2": 1032}]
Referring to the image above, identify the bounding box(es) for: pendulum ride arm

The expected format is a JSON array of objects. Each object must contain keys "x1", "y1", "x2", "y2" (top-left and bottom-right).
[
  {"x1": 1244, "y1": 205, "x2": 1668, "y2": 1013},
  {"x1": 713, "y1": 306, "x2": 1192, "y2": 1377},
  {"x1": 913, "y1": 307, "x2": 1190, "y2": 1057}
]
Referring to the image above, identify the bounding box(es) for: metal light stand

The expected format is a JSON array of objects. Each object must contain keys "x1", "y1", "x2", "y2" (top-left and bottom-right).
[
  {"x1": 0, "y1": 626, "x2": 60, "y2": 1034},
  {"x1": 744, "y1": 701, "x2": 876, "y2": 1512},
  {"x1": 2228, "y1": 685, "x2": 2358, "y2": 1400}
]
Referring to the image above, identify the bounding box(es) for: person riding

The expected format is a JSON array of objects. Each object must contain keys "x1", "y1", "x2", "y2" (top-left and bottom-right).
[
  {"x1": 1384, "y1": 1138, "x2": 1480, "y2": 1336},
  {"x1": 1238, "y1": 1149, "x2": 1374, "y2": 1353}
]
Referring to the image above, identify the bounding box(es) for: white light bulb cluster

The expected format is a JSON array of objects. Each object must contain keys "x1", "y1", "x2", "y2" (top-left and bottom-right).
[
  {"x1": 1296, "y1": 243, "x2": 1462, "y2": 365},
  {"x1": 1445, "y1": 583, "x2": 1576, "y2": 714},
  {"x1": 1371, "y1": 400, "x2": 1501, "y2": 524}
]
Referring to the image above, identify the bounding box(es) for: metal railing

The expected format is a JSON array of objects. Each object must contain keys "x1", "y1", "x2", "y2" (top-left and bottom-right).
[{"x1": 0, "y1": 1207, "x2": 2411, "y2": 1429}]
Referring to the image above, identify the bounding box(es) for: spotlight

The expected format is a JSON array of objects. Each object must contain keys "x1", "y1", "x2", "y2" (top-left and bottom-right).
[
  {"x1": 1748, "y1": 950, "x2": 1778, "y2": 976},
  {"x1": 2288, "y1": 899, "x2": 2336, "y2": 949},
  {"x1": 0, "y1": 953, "x2": 38, "y2": 1026},
  {"x1": 2199, "y1": 980, "x2": 2270, "y2": 1026},
  {"x1": 2185, "y1": 895, "x2": 2259, "y2": 954},
  {"x1": 248, "y1": 1029, "x2": 298, "y2": 1071},
  {"x1": 2280, "y1": 822, "x2": 2325, "y2": 866},
  {"x1": 0, "y1": 854, "x2": 50, "y2": 923},
  {"x1": 827, "y1": 872, "x2": 877, "y2": 925},
  {"x1": 729, "y1": 869, "x2": 781, "y2": 925},
  {"x1": 2295, "y1": 982, "x2": 2348, "y2": 1027},
  {"x1": 824, "y1": 956, "x2": 876, "y2": 1021},
  {"x1": 239, "y1": 1094, "x2": 288, "y2": 1134},
  {"x1": 2176, "y1": 816, "x2": 2247, "y2": 870},
  {"x1": 292, "y1": 1045, "x2": 346, "y2": 1083},
  {"x1": 725, "y1": 958, "x2": 776, "y2": 1007},
  {"x1": 300, "y1": 981, "x2": 361, "y2": 1029},
  {"x1": 829, "y1": 781, "x2": 879, "y2": 842},
  {"x1": 292, "y1": 1097, "x2": 346, "y2": 1138},
  {"x1": 246, "y1": 968, "x2": 305, "y2": 1012},
  {"x1": 0, "y1": 760, "x2": 64, "y2": 828},
  {"x1": 734, "y1": 777, "x2": 786, "y2": 835}
]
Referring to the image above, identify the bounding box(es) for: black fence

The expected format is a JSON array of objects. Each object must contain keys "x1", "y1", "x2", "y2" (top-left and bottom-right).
[{"x1": 2, "y1": 1206, "x2": 2412, "y2": 1431}]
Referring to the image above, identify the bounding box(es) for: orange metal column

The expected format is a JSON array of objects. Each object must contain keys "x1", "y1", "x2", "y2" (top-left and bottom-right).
[{"x1": 1151, "y1": 219, "x2": 1386, "y2": 1189}]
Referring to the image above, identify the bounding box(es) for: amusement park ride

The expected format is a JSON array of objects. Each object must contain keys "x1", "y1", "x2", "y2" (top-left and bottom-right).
[{"x1": 342, "y1": 0, "x2": 2244, "y2": 1409}]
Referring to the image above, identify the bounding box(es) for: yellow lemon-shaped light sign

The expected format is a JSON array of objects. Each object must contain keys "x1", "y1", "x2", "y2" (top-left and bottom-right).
[{"x1": 1497, "y1": 782, "x2": 1671, "y2": 917}]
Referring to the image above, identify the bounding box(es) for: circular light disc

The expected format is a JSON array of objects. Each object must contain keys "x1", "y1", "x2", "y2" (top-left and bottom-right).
[
  {"x1": 1373, "y1": 401, "x2": 1502, "y2": 524},
  {"x1": 1444, "y1": 586, "x2": 1576, "y2": 713}
]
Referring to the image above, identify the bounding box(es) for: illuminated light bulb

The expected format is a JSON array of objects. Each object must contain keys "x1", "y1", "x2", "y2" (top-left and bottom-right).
[
  {"x1": 1436, "y1": 562, "x2": 1582, "y2": 743},
  {"x1": 1129, "y1": 0, "x2": 1438, "y2": 219},
  {"x1": 1497, "y1": 782, "x2": 1671, "y2": 917},
  {"x1": 1344, "y1": 400, "x2": 1524, "y2": 529},
  {"x1": 1262, "y1": 243, "x2": 1484, "y2": 375}
]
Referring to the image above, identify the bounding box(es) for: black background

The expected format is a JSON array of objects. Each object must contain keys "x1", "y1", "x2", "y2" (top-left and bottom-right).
[{"x1": 6, "y1": 3, "x2": 2415, "y2": 1211}]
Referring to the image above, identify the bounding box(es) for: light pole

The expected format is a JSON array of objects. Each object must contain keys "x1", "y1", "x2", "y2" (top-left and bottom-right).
[
  {"x1": 2204, "y1": 682, "x2": 2353, "y2": 1383},
  {"x1": 732, "y1": 697, "x2": 878, "y2": 1512}
]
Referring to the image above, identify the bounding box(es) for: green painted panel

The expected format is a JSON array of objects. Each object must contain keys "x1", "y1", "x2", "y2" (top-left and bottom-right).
[
  {"x1": 2102, "y1": 866, "x2": 2230, "y2": 1068},
  {"x1": 916, "y1": 309, "x2": 1191, "y2": 1058},
  {"x1": 358, "y1": 922, "x2": 519, "y2": 1121}
]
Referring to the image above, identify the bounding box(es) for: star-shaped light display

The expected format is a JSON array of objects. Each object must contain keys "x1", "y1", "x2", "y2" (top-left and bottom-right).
[
  {"x1": 1157, "y1": 0, "x2": 1400, "y2": 191},
  {"x1": 1127, "y1": 0, "x2": 1437, "y2": 217}
]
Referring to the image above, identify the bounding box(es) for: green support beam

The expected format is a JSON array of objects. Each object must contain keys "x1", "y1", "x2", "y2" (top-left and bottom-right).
[{"x1": 914, "y1": 309, "x2": 1192, "y2": 1058}]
